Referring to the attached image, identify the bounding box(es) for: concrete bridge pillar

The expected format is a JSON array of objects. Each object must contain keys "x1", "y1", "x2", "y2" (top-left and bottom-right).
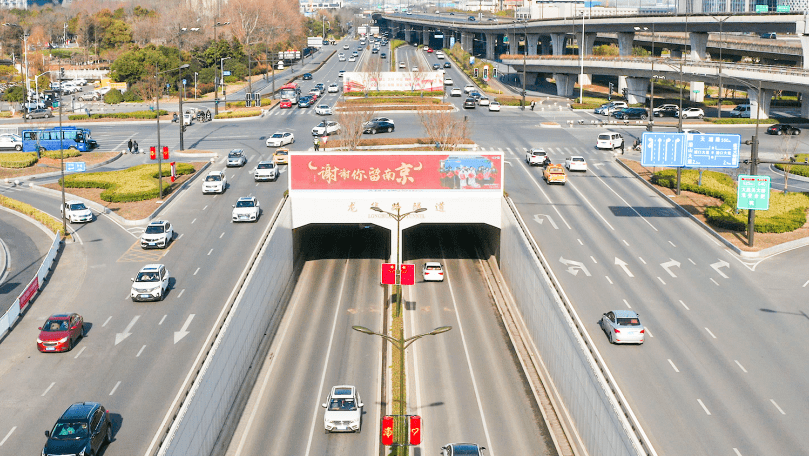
[
  {"x1": 626, "y1": 77, "x2": 649, "y2": 105},
  {"x1": 800, "y1": 36, "x2": 809, "y2": 69},
  {"x1": 527, "y1": 34, "x2": 539, "y2": 55},
  {"x1": 689, "y1": 32, "x2": 709, "y2": 61},
  {"x1": 577, "y1": 33, "x2": 597, "y2": 87},
  {"x1": 404, "y1": 27, "x2": 411, "y2": 43},
  {"x1": 802, "y1": 92, "x2": 809, "y2": 118},
  {"x1": 461, "y1": 32, "x2": 473, "y2": 53},
  {"x1": 689, "y1": 81, "x2": 705, "y2": 103},
  {"x1": 749, "y1": 88, "x2": 772, "y2": 120},
  {"x1": 670, "y1": 49, "x2": 683, "y2": 59},
  {"x1": 550, "y1": 33, "x2": 567, "y2": 55},
  {"x1": 423, "y1": 29, "x2": 430, "y2": 45},
  {"x1": 541, "y1": 36, "x2": 551, "y2": 55},
  {"x1": 485, "y1": 33, "x2": 496, "y2": 60},
  {"x1": 617, "y1": 32, "x2": 635, "y2": 56},
  {"x1": 507, "y1": 32, "x2": 518, "y2": 54},
  {"x1": 554, "y1": 73, "x2": 576, "y2": 98}
]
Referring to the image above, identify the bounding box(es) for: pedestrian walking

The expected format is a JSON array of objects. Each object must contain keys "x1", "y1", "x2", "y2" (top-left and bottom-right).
[
  {"x1": 313, "y1": 136, "x2": 320, "y2": 151},
  {"x1": 127, "y1": 138, "x2": 133, "y2": 154},
  {"x1": 530, "y1": 101, "x2": 536, "y2": 111},
  {"x1": 133, "y1": 140, "x2": 139, "y2": 154}
]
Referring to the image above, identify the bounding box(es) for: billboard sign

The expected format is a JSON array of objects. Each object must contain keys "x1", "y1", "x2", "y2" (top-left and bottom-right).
[
  {"x1": 737, "y1": 175, "x2": 770, "y2": 210},
  {"x1": 343, "y1": 71, "x2": 444, "y2": 92},
  {"x1": 684, "y1": 133, "x2": 741, "y2": 168},
  {"x1": 289, "y1": 153, "x2": 502, "y2": 191}
]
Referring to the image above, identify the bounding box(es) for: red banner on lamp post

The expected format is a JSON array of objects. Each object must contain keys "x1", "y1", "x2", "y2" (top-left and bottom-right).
[
  {"x1": 400, "y1": 264, "x2": 415, "y2": 285},
  {"x1": 409, "y1": 415, "x2": 422, "y2": 445},
  {"x1": 381, "y1": 416, "x2": 394, "y2": 446},
  {"x1": 381, "y1": 263, "x2": 396, "y2": 285},
  {"x1": 170, "y1": 162, "x2": 176, "y2": 182}
]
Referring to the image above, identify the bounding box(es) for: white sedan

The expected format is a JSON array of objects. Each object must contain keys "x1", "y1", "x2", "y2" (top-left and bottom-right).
[
  {"x1": 422, "y1": 262, "x2": 445, "y2": 282},
  {"x1": 488, "y1": 101, "x2": 501, "y2": 112},
  {"x1": 678, "y1": 107, "x2": 705, "y2": 119},
  {"x1": 328, "y1": 83, "x2": 339, "y2": 93},
  {"x1": 232, "y1": 196, "x2": 261, "y2": 223},
  {"x1": 478, "y1": 97, "x2": 490, "y2": 106},
  {"x1": 564, "y1": 156, "x2": 587, "y2": 172},
  {"x1": 266, "y1": 131, "x2": 295, "y2": 147},
  {"x1": 399, "y1": 62, "x2": 406, "y2": 69},
  {"x1": 450, "y1": 87, "x2": 463, "y2": 97},
  {"x1": 463, "y1": 84, "x2": 475, "y2": 93},
  {"x1": 600, "y1": 310, "x2": 645, "y2": 344},
  {"x1": 444, "y1": 77, "x2": 453, "y2": 85},
  {"x1": 315, "y1": 105, "x2": 333, "y2": 115},
  {"x1": 349, "y1": 55, "x2": 356, "y2": 62},
  {"x1": 312, "y1": 120, "x2": 341, "y2": 136}
]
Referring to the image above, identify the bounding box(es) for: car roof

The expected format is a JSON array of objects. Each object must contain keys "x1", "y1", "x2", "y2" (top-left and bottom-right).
[
  {"x1": 60, "y1": 402, "x2": 101, "y2": 421},
  {"x1": 237, "y1": 196, "x2": 256, "y2": 202},
  {"x1": 257, "y1": 161, "x2": 274, "y2": 165},
  {"x1": 229, "y1": 149, "x2": 244, "y2": 154},
  {"x1": 140, "y1": 264, "x2": 164, "y2": 271},
  {"x1": 330, "y1": 385, "x2": 356, "y2": 397},
  {"x1": 208, "y1": 170, "x2": 224, "y2": 176},
  {"x1": 569, "y1": 155, "x2": 585, "y2": 160},
  {"x1": 148, "y1": 220, "x2": 169, "y2": 226},
  {"x1": 65, "y1": 199, "x2": 84, "y2": 205},
  {"x1": 530, "y1": 148, "x2": 546, "y2": 153},
  {"x1": 611, "y1": 309, "x2": 639, "y2": 318},
  {"x1": 425, "y1": 261, "x2": 442, "y2": 267},
  {"x1": 47, "y1": 313, "x2": 72, "y2": 320}
]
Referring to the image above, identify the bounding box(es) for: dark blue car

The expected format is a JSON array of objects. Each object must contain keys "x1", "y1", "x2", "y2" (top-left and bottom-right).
[
  {"x1": 299, "y1": 96, "x2": 314, "y2": 108},
  {"x1": 43, "y1": 402, "x2": 112, "y2": 456}
]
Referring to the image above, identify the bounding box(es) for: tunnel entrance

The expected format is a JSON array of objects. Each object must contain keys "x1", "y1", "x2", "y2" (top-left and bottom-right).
[{"x1": 293, "y1": 224, "x2": 391, "y2": 261}]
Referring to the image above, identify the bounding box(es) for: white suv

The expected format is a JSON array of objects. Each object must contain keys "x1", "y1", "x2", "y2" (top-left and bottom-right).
[
  {"x1": 525, "y1": 148, "x2": 550, "y2": 166},
  {"x1": 130, "y1": 264, "x2": 170, "y2": 302},
  {"x1": 596, "y1": 132, "x2": 624, "y2": 150},
  {"x1": 202, "y1": 170, "x2": 227, "y2": 194},
  {"x1": 322, "y1": 385, "x2": 363, "y2": 433},
  {"x1": 61, "y1": 200, "x2": 94, "y2": 223},
  {"x1": 232, "y1": 196, "x2": 261, "y2": 222},
  {"x1": 254, "y1": 161, "x2": 278, "y2": 181},
  {"x1": 140, "y1": 220, "x2": 174, "y2": 249}
]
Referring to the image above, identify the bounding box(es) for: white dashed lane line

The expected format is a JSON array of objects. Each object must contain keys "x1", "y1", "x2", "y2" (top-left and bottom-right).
[
  {"x1": 0, "y1": 427, "x2": 16, "y2": 446},
  {"x1": 735, "y1": 360, "x2": 748, "y2": 372},
  {"x1": 667, "y1": 359, "x2": 680, "y2": 373},
  {"x1": 697, "y1": 399, "x2": 712, "y2": 415},
  {"x1": 704, "y1": 327, "x2": 717, "y2": 339},
  {"x1": 74, "y1": 346, "x2": 86, "y2": 359},
  {"x1": 159, "y1": 315, "x2": 167, "y2": 325},
  {"x1": 41, "y1": 382, "x2": 55, "y2": 396},
  {"x1": 137, "y1": 345, "x2": 146, "y2": 357},
  {"x1": 679, "y1": 300, "x2": 690, "y2": 310},
  {"x1": 102, "y1": 316, "x2": 112, "y2": 327},
  {"x1": 623, "y1": 299, "x2": 631, "y2": 308},
  {"x1": 109, "y1": 381, "x2": 121, "y2": 396},
  {"x1": 193, "y1": 268, "x2": 200, "y2": 275},
  {"x1": 771, "y1": 399, "x2": 786, "y2": 415}
]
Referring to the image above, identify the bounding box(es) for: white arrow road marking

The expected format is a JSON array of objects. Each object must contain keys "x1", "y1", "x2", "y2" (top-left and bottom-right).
[
  {"x1": 559, "y1": 257, "x2": 591, "y2": 277},
  {"x1": 174, "y1": 314, "x2": 195, "y2": 344},
  {"x1": 115, "y1": 316, "x2": 140, "y2": 345},
  {"x1": 533, "y1": 214, "x2": 558, "y2": 229},
  {"x1": 711, "y1": 260, "x2": 730, "y2": 278},
  {"x1": 614, "y1": 257, "x2": 634, "y2": 277},
  {"x1": 660, "y1": 259, "x2": 681, "y2": 277}
]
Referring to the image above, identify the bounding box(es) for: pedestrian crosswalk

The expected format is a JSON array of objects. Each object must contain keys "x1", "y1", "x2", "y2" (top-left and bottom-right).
[{"x1": 477, "y1": 145, "x2": 621, "y2": 159}]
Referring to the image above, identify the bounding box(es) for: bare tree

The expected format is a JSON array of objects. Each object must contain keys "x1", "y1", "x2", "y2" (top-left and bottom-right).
[
  {"x1": 778, "y1": 133, "x2": 799, "y2": 193},
  {"x1": 335, "y1": 103, "x2": 374, "y2": 151},
  {"x1": 417, "y1": 106, "x2": 470, "y2": 151}
]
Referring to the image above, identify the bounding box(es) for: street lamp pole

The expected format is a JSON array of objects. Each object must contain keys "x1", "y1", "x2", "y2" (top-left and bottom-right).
[
  {"x1": 178, "y1": 27, "x2": 199, "y2": 151},
  {"x1": 747, "y1": 79, "x2": 762, "y2": 247},
  {"x1": 522, "y1": 19, "x2": 527, "y2": 110},
  {"x1": 58, "y1": 87, "x2": 66, "y2": 234},
  {"x1": 155, "y1": 64, "x2": 189, "y2": 200},
  {"x1": 712, "y1": 16, "x2": 729, "y2": 119},
  {"x1": 635, "y1": 24, "x2": 655, "y2": 130},
  {"x1": 220, "y1": 57, "x2": 231, "y2": 106},
  {"x1": 579, "y1": 10, "x2": 586, "y2": 103},
  {"x1": 213, "y1": 21, "x2": 230, "y2": 116}
]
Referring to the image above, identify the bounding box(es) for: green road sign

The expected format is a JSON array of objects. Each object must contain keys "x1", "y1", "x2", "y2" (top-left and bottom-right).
[
  {"x1": 737, "y1": 174, "x2": 770, "y2": 210},
  {"x1": 777, "y1": 5, "x2": 790, "y2": 11},
  {"x1": 755, "y1": 4, "x2": 768, "y2": 12}
]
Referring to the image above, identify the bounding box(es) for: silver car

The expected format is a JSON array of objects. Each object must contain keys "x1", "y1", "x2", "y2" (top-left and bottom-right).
[
  {"x1": 600, "y1": 310, "x2": 645, "y2": 344},
  {"x1": 226, "y1": 149, "x2": 247, "y2": 167}
]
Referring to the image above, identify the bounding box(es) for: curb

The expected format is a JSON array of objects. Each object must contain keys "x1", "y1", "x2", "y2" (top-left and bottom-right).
[
  {"x1": 615, "y1": 159, "x2": 809, "y2": 258},
  {"x1": 8, "y1": 152, "x2": 123, "y2": 184},
  {"x1": 0, "y1": 236, "x2": 8, "y2": 287}
]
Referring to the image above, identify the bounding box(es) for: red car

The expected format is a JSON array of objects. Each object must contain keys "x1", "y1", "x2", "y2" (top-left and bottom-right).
[
  {"x1": 427, "y1": 47, "x2": 434, "y2": 53},
  {"x1": 279, "y1": 98, "x2": 292, "y2": 109},
  {"x1": 37, "y1": 313, "x2": 84, "y2": 352}
]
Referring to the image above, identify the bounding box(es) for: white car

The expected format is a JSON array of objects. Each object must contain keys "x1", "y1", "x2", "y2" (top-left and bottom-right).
[
  {"x1": 478, "y1": 97, "x2": 490, "y2": 106},
  {"x1": 450, "y1": 87, "x2": 463, "y2": 97},
  {"x1": 0, "y1": 133, "x2": 22, "y2": 150},
  {"x1": 343, "y1": 44, "x2": 349, "y2": 50},
  {"x1": 444, "y1": 77, "x2": 453, "y2": 85},
  {"x1": 488, "y1": 101, "x2": 501, "y2": 112},
  {"x1": 463, "y1": 84, "x2": 475, "y2": 94},
  {"x1": 254, "y1": 161, "x2": 278, "y2": 182},
  {"x1": 182, "y1": 112, "x2": 193, "y2": 126},
  {"x1": 436, "y1": 52, "x2": 445, "y2": 59},
  {"x1": 411, "y1": 66, "x2": 419, "y2": 72},
  {"x1": 226, "y1": 149, "x2": 247, "y2": 167},
  {"x1": 266, "y1": 131, "x2": 295, "y2": 147},
  {"x1": 61, "y1": 200, "x2": 93, "y2": 223},
  {"x1": 322, "y1": 385, "x2": 363, "y2": 433},
  {"x1": 349, "y1": 55, "x2": 356, "y2": 62},
  {"x1": 312, "y1": 120, "x2": 340, "y2": 136},
  {"x1": 140, "y1": 220, "x2": 174, "y2": 249},
  {"x1": 422, "y1": 262, "x2": 445, "y2": 282},
  {"x1": 678, "y1": 107, "x2": 705, "y2": 119},
  {"x1": 596, "y1": 132, "x2": 624, "y2": 150},
  {"x1": 315, "y1": 105, "x2": 333, "y2": 115},
  {"x1": 564, "y1": 156, "x2": 587, "y2": 172},
  {"x1": 525, "y1": 148, "x2": 550, "y2": 166},
  {"x1": 130, "y1": 264, "x2": 170, "y2": 302},
  {"x1": 202, "y1": 170, "x2": 227, "y2": 194},
  {"x1": 338, "y1": 53, "x2": 346, "y2": 61},
  {"x1": 600, "y1": 310, "x2": 645, "y2": 344},
  {"x1": 232, "y1": 196, "x2": 261, "y2": 222},
  {"x1": 399, "y1": 62, "x2": 406, "y2": 69},
  {"x1": 328, "y1": 83, "x2": 339, "y2": 93}
]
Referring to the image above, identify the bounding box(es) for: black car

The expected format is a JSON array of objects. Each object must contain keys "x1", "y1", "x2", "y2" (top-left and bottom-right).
[
  {"x1": 612, "y1": 108, "x2": 648, "y2": 120},
  {"x1": 43, "y1": 402, "x2": 112, "y2": 456},
  {"x1": 298, "y1": 96, "x2": 314, "y2": 108},
  {"x1": 468, "y1": 15, "x2": 476, "y2": 21},
  {"x1": 443, "y1": 62, "x2": 451, "y2": 68},
  {"x1": 372, "y1": 48, "x2": 379, "y2": 54},
  {"x1": 364, "y1": 120, "x2": 395, "y2": 134},
  {"x1": 767, "y1": 124, "x2": 801, "y2": 135},
  {"x1": 302, "y1": 73, "x2": 313, "y2": 80},
  {"x1": 25, "y1": 108, "x2": 53, "y2": 120},
  {"x1": 381, "y1": 52, "x2": 387, "y2": 58},
  {"x1": 432, "y1": 63, "x2": 440, "y2": 70},
  {"x1": 463, "y1": 98, "x2": 476, "y2": 109}
]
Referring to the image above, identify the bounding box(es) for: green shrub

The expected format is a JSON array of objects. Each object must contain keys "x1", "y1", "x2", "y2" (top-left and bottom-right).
[
  {"x1": 122, "y1": 90, "x2": 143, "y2": 102},
  {"x1": 390, "y1": 39, "x2": 406, "y2": 51},
  {"x1": 651, "y1": 168, "x2": 809, "y2": 233},
  {"x1": 68, "y1": 110, "x2": 168, "y2": 120},
  {"x1": 0, "y1": 152, "x2": 37, "y2": 168},
  {"x1": 103, "y1": 89, "x2": 124, "y2": 104},
  {"x1": 61, "y1": 163, "x2": 196, "y2": 202},
  {"x1": 216, "y1": 110, "x2": 261, "y2": 119},
  {"x1": 709, "y1": 118, "x2": 778, "y2": 125},
  {"x1": 0, "y1": 195, "x2": 63, "y2": 235},
  {"x1": 41, "y1": 149, "x2": 82, "y2": 159},
  {"x1": 775, "y1": 153, "x2": 809, "y2": 178}
]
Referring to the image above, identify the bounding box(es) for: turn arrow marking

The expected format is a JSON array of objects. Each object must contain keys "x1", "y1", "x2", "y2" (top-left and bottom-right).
[
  {"x1": 115, "y1": 316, "x2": 140, "y2": 345},
  {"x1": 710, "y1": 260, "x2": 730, "y2": 278},
  {"x1": 660, "y1": 259, "x2": 681, "y2": 278},
  {"x1": 614, "y1": 257, "x2": 634, "y2": 277},
  {"x1": 533, "y1": 214, "x2": 558, "y2": 229},
  {"x1": 560, "y1": 257, "x2": 591, "y2": 277},
  {"x1": 174, "y1": 314, "x2": 195, "y2": 344}
]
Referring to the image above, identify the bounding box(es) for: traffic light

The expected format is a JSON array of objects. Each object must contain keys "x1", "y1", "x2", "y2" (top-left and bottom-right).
[
  {"x1": 381, "y1": 263, "x2": 396, "y2": 285},
  {"x1": 381, "y1": 416, "x2": 394, "y2": 446},
  {"x1": 60, "y1": 67, "x2": 65, "y2": 79},
  {"x1": 400, "y1": 264, "x2": 415, "y2": 286},
  {"x1": 408, "y1": 415, "x2": 422, "y2": 445},
  {"x1": 622, "y1": 88, "x2": 628, "y2": 97},
  {"x1": 608, "y1": 82, "x2": 613, "y2": 101},
  {"x1": 609, "y1": 82, "x2": 614, "y2": 94},
  {"x1": 149, "y1": 146, "x2": 156, "y2": 160},
  {"x1": 162, "y1": 146, "x2": 169, "y2": 160}
]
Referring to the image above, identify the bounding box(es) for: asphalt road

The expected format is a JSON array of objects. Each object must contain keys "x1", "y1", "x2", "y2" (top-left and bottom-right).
[{"x1": 0, "y1": 207, "x2": 52, "y2": 311}]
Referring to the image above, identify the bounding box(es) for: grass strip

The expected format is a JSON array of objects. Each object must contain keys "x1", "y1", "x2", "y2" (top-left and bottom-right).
[
  {"x1": 0, "y1": 194, "x2": 63, "y2": 236},
  {"x1": 61, "y1": 163, "x2": 196, "y2": 202}
]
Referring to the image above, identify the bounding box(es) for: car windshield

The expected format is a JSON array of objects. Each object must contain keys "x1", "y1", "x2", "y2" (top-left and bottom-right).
[
  {"x1": 426, "y1": 266, "x2": 441, "y2": 271},
  {"x1": 328, "y1": 398, "x2": 357, "y2": 411},
  {"x1": 68, "y1": 203, "x2": 87, "y2": 211},
  {"x1": 43, "y1": 319, "x2": 69, "y2": 331},
  {"x1": 257, "y1": 163, "x2": 274, "y2": 169},
  {"x1": 598, "y1": 135, "x2": 611, "y2": 140},
  {"x1": 617, "y1": 317, "x2": 641, "y2": 326},
  {"x1": 51, "y1": 422, "x2": 89, "y2": 440},
  {"x1": 452, "y1": 446, "x2": 481, "y2": 455},
  {"x1": 272, "y1": 133, "x2": 283, "y2": 138},
  {"x1": 228, "y1": 152, "x2": 241, "y2": 158},
  {"x1": 205, "y1": 175, "x2": 222, "y2": 182},
  {"x1": 236, "y1": 200, "x2": 255, "y2": 208},
  {"x1": 572, "y1": 158, "x2": 584, "y2": 162},
  {"x1": 145, "y1": 225, "x2": 165, "y2": 234},
  {"x1": 275, "y1": 151, "x2": 288, "y2": 156},
  {"x1": 136, "y1": 271, "x2": 160, "y2": 282}
]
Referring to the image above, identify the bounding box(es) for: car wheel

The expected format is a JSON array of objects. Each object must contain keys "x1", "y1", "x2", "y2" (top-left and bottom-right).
[
  {"x1": 777, "y1": 130, "x2": 783, "y2": 135},
  {"x1": 387, "y1": 127, "x2": 393, "y2": 133},
  {"x1": 39, "y1": 147, "x2": 46, "y2": 153},
  {"x1": 641, "y1": 115, "x2": 647, "y2": 120},
  {"x1": 14, "y1": 144, "x2": 21, "y2": 151},
  {"x1": 370, "y1": 129, "x2": 376, "y2": 134},
  {"x1": 794, "y1": 130, "x2": 801, "y2": 135},
  {"x1": 105, "y1": 425, "x2": 112, "y2": 444},
  {"x1": 67, "y1": 338, "x2": 74, "y2": 351}
]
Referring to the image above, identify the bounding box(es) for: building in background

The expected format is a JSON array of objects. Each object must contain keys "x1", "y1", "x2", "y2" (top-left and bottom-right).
[{"x1": 0, "y1": 0, "x2": 27, "y2": 9}]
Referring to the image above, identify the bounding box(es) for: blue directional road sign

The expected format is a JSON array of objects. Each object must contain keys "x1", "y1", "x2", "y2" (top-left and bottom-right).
[
  {"x1": 65, "y1": 162, "x2": 86, "y2": 172},
  {"x1": 684, "y1": 133, "x2": 741, "y2": 168},
  {"x1": 641, "y1": 132, "x2": 685, "y2": 167}
]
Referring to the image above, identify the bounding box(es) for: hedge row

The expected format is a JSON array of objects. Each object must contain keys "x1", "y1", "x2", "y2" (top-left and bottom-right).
[
  {"x1": 61, "y1": 163, "x2": 196, "y2": 202},
  {"x1": 709, "y1": 118, "x2": 778, "y2": 125},
  {"x1": 68, "y1": 109, "x2": 168, "y2": 121},
  {"x1": 651, "y1": 168, "x2": 809, "y2": 233},
  {"x1": 0, "y1": 195, "x2": 63, "y2": 235},
  {"x1": 0, "y1": 153, "x2": 38, "y2": 168},
  {"x1": 346, "y1": 90, "x2": 445, "y2": 97},
  {"x1": 775, "y1": 153, "x2": 809, "y2": 178},
  {"x1": 41, "y1": 149, "x2": 82, "y2": 159},
  {"x1": 217, "y1": 110, "x2": 261, "y2": 119},
  {"x1": 340, "y1": 97, "x2": 444, "y2": 105}
]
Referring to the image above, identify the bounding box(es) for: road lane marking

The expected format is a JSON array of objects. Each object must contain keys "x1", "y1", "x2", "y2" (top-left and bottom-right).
[
  {"x1": 590, "y1": 256, "x2": 597, "y2": 263},
  {"x1": 705, "y1": 327, "x2": 717, "y2": 339},
  {"x1": 622, "y1": 239, "x2": 629, "y2": 246},
  {"x1": 109, "y1": 381, "x2": 121, "y2": 395},
  {"x1": 74, "y1": 346, "x2": 86, "y2": 359},
  {"x1": 533, "y1": 213, "x2": 558, "y2": 229},
  {"x1": 207, "y1": 249, "x2": 213, "y2": 255},
  {"x1": 178, "y1": 233, "x2": 184, "y2": 240},
  {"x1": 0, "y1": 427, "x2": 16, "y2": 446},
  {"x1": 605, "y1": 276, "x2": 613, "y2": 284},
  {"x1": 191, "y1": 218, "x2": 197, "y2": 224},
  {"x1": 588, "y1": 171, "x2": 657, "y2": 231},
  {"x1": 667, "y1": 359, "x2": 680, "y2": 373},
  {"x1": 568, "y1": 181, "x2": 615, "y2": 231},
  {"x1": 194, "y1": 267, "x2": 200, "y2": 275},
  {"x1": 203, "y1": 205, "x2": 208, "y2": 210},
  {"x1": 577, "y1": 239, "x2": 583, "y2": 245},
  {"x1": 710, "y1": 278, "x2": 719, "y2": 286},
  {"x1": 733, "y1": 449, "x2": 743, "y2": 456},
  {"x1": 559, "y1": 257, "x2": 591, "y2": 276},
  {"x1": 697, "y1": 399, "x2": 711, "y2": 415},
  {"x1": 770, "y1": 399, "x2": 786, "y2": 415},
  {"x1": 803, "y1": 279, "x2": 809, "y2": 288},
  {"x1": 177, "y1": 289, "x2": 185, "y2": 298},
  {"x1": 510, "y1": 149, "x2": 572, "y2": 229},
  {"x1": 220, "y1": 232, "x2": 225, "y2": 238},
  {"x1": 615, "y1": 257, "x2": 634, "y2": 277},
  {"x1": 638, "y1": 257, "x2": 646, "y2": 264},
  {"x1": 173, "y1": 314, "x2": 195, "y2": 344},
  {"x1": 159, "y1": 315, "x2": 167, "y2": 325},
  {"x1": 711, "y1": 260, "x2": 730, "y2": 278},
  {"x1": 688, "y1": 258, "x2": 696, "y2": 265},
  {"x1": 679, "y1": 300, "x2": 689, "y2": 310},
  {"x1": 102, "y1": 316, "x2": 112, "y2": 327},
  {"x1": 115, "y1": 315, "x2": 140, "y2": 345},
  {"x1": 645, "y1": 327, "x2": 653, "y2": 337},
  {"x1": 657, "y1": 277, "x2": 666, "y2": 285},
  {"x1": 137, "y1": 345, "x2": 146, "y2": 357},
  {"x1": 42, "y1": 382, "x2": 55, "y2": 396},
  {"x1": 734, "y1": 360, "x2": 747, "y2": 372},
  {"x1": 668, "y1": 241, "x2": 676, "y2": 247},
  {"x1": 660, "y1": 259, "x2": 681, "y2": 277},
  {"x1": 623, "y1": 299, "x2": 631, "y2": 308}
]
